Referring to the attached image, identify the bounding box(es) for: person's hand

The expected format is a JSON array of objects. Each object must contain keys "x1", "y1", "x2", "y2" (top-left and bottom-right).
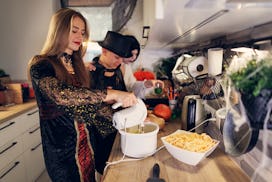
[
  {"x1": 105, "y1": 89, "x2": 137, "y2": 108},
  {"x1": 144, "y1": 80, "x2": 164, "y2": 89},
  {"x1": 116, "y1": 91, "x2": 137, "y2": 108},
  {"x1": 85, "y1": 62, "x2": 96, "y2": 71}
]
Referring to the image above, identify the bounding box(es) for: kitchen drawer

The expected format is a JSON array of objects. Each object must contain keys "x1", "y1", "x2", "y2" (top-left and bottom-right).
[
  {"x1": 22, "y1": 123, "x2": 41, "y2": 151},
  {"x1": 0, "y1": 114, "x2": 26, "y2": 147},
  {"x1": 0, "y1": 136, "x2": 24, "y2": 170},
  {"x1": 23, "y1": 108, "x2": 39, "y2": 130},
  {"x1": 24, "y1": 141, "x2": 45, "y2": 182},
  {"x1": 0, "y1": 154, "x2": 27, "y2": 182}
]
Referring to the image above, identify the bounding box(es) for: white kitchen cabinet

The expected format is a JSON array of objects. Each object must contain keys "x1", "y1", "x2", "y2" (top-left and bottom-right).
[
  {"x1": 0, "y1": 107, "x2": 45, "y2": 182},
  {"x1": 22, "y1": 121, "x2": 45, "y2": 182},
  {"x1": 23, "y1": 109, "x2": 39, "y2": 133},
  {"x1": 22, "y1": 123, "x2": 41, "y2": 151},
  {"x1": 23, "y1": 140, "x2": 44, "y2": 181},
  {"x1": 0, "y1": 136, "x2": 24, "y2": 171},
  {"x1": 0, "y1": 112, "x2": 26, "y2": 147},
  {"x1": 0, "y1": 154, "x2": 27, "y2": 182}
]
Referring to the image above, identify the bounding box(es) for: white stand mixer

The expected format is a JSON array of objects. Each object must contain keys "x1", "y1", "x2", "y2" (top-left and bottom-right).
[
  {"x1": 112, "y1": 98, "x2": 147, "y2": 130},
  {"x1": 112, "y1": 98, "x2": 159, "y2": 158}
]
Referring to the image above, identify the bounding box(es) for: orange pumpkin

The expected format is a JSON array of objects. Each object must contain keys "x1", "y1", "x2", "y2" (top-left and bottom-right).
[
  {"x1": 153, "y1": 104, "x2": 172, "y2": 121},
  {"x1": 133, "y1": 69, "x2": 155, "y2": 81}
]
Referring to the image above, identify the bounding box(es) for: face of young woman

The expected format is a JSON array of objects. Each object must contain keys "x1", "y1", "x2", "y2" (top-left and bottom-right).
[
  {"x1": 123, "y1": 49, "x2": 139, "y2": 64},
  {"x1": 65, "y1": 16, "x2": 86, "y2": 54}
]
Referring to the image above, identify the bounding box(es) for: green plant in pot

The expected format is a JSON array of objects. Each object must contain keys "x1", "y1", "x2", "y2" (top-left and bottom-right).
[{"x1": 228, "y1": 57, "x2": 272, "y2": 129}]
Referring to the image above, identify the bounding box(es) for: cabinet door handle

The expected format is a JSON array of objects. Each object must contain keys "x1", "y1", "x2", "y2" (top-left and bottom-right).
[
  {"x1": 0, "y1": 161, "x2": 20, "y2": 179},
  {"x1": 31, "y1": 142, "x2": 42, "y2": 151},
  {"x1": 0, "y1": 141, "x2": 17, "y2": 155},
  {"x1": 29, "y1": 126, "x2": 40, "y2": 134},
  {"x1": 0, "y1": 121, "x2": 15, "y2": 131},
  {"x1": 27, "y1": 109, "x2": 39, "y2": 116}
]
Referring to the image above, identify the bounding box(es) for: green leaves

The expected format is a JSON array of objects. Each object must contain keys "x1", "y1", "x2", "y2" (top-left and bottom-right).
[
  {"x1": 153, "y1": 57, "x2": 178, "y2": 79},
  {"x1": 229, "y1": 58, "x2": 272, "y2": 97}
]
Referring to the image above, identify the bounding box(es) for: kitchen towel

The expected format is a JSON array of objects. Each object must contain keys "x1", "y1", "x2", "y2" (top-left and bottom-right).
[{"x1": 208, "y1": 48, "x2": 223, "y2": 76}]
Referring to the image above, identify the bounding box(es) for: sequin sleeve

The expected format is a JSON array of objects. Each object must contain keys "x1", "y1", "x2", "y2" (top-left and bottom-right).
[
  {"x1": 39, "y1": 77, "x2": 106, "y2": 106},
  {"x1": 30, "y1": 59, "x2": 108, "y2": 123}
]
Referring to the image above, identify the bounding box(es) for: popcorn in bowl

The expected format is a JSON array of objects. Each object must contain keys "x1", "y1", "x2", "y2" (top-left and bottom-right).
[{"x1": 161, "y1": 130, "x2": 219, "y2": 166}]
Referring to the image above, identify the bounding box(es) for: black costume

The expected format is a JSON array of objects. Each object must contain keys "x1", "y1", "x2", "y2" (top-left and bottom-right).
[
  {"x1": 29, "y1": 56, "x2": 116, "y2": 182},
  {"x1": 89, "y1": 57, "x2": 127, "y2": 174}
]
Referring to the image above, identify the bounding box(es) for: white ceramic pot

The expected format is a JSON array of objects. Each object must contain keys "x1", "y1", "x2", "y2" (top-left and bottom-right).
[{"x1": 118, "y1": 122, "x2": 159, "y2": 158}]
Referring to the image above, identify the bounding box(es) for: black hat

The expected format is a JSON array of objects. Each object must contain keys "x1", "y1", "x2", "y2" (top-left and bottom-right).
[{"x1": 98, "y1": 31, "x2": 132, "y2": 58}]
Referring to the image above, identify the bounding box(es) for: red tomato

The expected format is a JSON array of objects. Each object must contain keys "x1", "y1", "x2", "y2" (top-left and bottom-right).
[{"x1": 153, "y1": 104, "x2": 172, "y2": 120}]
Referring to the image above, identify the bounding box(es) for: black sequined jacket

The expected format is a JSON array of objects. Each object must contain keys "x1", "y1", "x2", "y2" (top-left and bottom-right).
[{"x1": 29, "y1": 56, "x2": 116, "y2": 182}]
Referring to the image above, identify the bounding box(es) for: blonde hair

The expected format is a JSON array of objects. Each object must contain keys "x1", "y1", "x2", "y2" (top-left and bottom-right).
[{"x1": 28, "y1": 8, "x2": 90, "y2": 87}]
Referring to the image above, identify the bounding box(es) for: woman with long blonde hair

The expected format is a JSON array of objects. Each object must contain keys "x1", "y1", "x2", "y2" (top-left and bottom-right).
[{"x1": 28, "y1": 8, "x2": 136, "y2": 182}]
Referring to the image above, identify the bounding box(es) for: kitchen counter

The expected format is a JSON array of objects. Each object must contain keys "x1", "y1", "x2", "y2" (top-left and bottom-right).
[
  {"x1": 0, "y1": 99, "x2": 37, "y2": 124},
  {"x1": 102, "y1": 119, "x2": 250, "y2": 182}
]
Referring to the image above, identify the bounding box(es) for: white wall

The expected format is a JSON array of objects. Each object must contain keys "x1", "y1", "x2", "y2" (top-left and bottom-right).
[
  {"x1": 0, "y1": 0, "x2": 60, "y2": 81},
  {"x1": 0, "y1": 0, "x2": 170, "y2": 81},
  {"x1": 121, "y1": 0, "x2": 173, "y2": 73},
  {"x1": 73, "y1": 7, "x2": 112, "y2": 41}
]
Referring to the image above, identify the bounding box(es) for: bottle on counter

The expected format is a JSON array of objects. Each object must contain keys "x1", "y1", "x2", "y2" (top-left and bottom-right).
[{"x1": 21, "y1": 83, "x2": 29, "y2": 102}]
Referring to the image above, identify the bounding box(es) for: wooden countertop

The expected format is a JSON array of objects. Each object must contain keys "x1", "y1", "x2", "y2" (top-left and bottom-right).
[
  {"x1": 0, "y1": 100, "x2": 37, "y2": 124},
  {"x1": 102, "y1": 120, "x2": 250, "y2": 182}
]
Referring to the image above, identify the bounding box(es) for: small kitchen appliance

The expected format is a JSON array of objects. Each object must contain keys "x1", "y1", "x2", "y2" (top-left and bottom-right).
[
  {"x1": 112, "y1": 98, "x2": 159, "y2": 158},
  {"x1": 172, "y1": 55, "x2": 208, "y2": 86},
  {"x1": 181, "y1": 95, "x2": 206, "y2": 133},
  {"x1": 112, "y1": 98, "x2": 147, "y2": 130}
]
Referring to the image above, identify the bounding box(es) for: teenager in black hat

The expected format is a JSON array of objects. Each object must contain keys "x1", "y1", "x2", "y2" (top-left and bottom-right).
[
  {"x1": 88, "y1": 31, "x2": 133, "y2": 177},
  {"x1": 88, "y1": 34, "x2": 164, "y2": 99},
  {"x1": 89, "y1": 31, "x2": 132, "y2": 90}
]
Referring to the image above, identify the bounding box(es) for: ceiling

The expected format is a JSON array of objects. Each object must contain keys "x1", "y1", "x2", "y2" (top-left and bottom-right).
[{"x1": 140, "y1": 0, "x2": 272, "y2": 54}]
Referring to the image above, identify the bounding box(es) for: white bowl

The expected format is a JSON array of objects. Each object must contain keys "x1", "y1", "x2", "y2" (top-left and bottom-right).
[
  {"x1": 161, "y1": 130, "x2": 219, "y2": 166},
  {"x1": 119, "y1": 122, "x2": 159, "y2": 158}
]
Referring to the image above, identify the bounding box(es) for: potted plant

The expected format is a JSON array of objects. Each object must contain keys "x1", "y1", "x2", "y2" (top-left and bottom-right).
[{"x1": 228, "y1": 57, "x2": 272, "y2": 129}]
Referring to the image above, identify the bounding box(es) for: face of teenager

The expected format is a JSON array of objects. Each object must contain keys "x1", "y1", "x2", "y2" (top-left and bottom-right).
[
  {"x1": 65, "y1": 16, "x2": 86, "y2": 54},
  {"x1": 102, "y1": 48, "x2": 124, "y2": 69},
  {"x1": 123, "y1": 49, "x2": 139, "y2": 64}
]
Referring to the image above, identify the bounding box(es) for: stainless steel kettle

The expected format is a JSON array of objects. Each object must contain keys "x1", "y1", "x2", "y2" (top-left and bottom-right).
[{"x1": 181, "y1": 95, "x2": 206, "y2": 133}]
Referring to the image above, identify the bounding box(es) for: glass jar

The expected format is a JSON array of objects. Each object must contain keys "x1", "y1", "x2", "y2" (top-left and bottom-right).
[{"x1": 154, "y1": 82, "x2": 163, "y2": 95}]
